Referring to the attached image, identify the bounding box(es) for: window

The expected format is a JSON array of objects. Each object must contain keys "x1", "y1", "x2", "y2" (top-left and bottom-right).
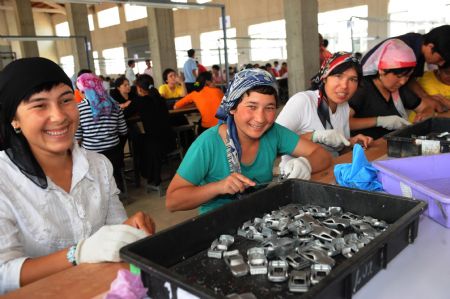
[
  {"x1": 55, "y1": 22, "x2": 70, "y2": 37},
  {"x1": 124, "y1": 4, "x2": 148, "y2": 22},
  {"x1": 200, "y1": 28, "x2": 238, "y2": 67},
  {"x1": 88, "y1": 14, "x2": 94, "y2": 31},
  {"x1": 92, "y1": 51, "x2": 100, "y2": 75},
  {"x1": 97, "y1": 7, "x2": 120, "y2": 28},
  {"x1": 248, "y1": 20, "x2": 286, "y2": 62},
  {"x1": 175, "y1": 35, "x2": 192, "y2": 68},
  {"x1": 388, "y1": 0, "x2": 449, "y2": 38},
  {"x1": 102, "y1": 47, "x2": 125, "y2": 75},
  {"x1": 318, "y1": 5, "x2": 368, "y2": 53},
  {"x1": 60, "y1": 55, "x2": 74, "y2": 78}
]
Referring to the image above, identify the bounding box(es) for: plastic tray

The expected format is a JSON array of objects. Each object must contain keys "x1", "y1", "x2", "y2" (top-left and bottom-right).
[
  {"x1": 384, "y1": 117, "x2": 450, "y2": 157},
  {"x1": 373, "y1": 153, "x2": 450, "y2": 228},
  {"x1": 121, "y1": 180, "x2": 426, "y2": 299}
]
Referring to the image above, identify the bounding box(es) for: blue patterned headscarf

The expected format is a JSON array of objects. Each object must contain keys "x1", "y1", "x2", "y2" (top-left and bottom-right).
[{"x1": 215, "y1": 68, "x2": 278, "y2": 173}]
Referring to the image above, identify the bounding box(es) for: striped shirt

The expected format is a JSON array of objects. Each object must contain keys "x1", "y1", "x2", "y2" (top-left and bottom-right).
[{"x1": 75, "y1": 99, "x2": 128, "y2": 152}]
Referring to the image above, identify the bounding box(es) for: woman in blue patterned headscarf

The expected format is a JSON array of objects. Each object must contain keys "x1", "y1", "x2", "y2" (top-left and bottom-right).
[{"x1": 166, "y1": 68, "x2": 332, "y2": 214}]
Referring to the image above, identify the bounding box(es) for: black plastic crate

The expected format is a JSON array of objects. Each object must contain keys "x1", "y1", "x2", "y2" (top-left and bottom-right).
[
  {"x1": 121, "y1": 180, "x2": 426, "y2": 299},
  {"x1": 384, "y1": 117, "x2": 450, "y2": 157}
]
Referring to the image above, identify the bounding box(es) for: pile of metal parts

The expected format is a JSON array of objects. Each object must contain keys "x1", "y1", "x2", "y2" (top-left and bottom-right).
[{"x1": 207, "y1": 204, "x2": 388, "y2": 293}]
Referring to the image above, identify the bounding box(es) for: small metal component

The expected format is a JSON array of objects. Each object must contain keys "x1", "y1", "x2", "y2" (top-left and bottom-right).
[
  {"x1": 299, "y1": 214, "x2": 321, "y2": 225},
  {"x1": 303, "y1": 205, "x2": 329, "y2": 218},
  {"x1": 308, "y1": 239, "x2": 339, "y2": 257},
  {"x1": 247, "y1": 247, "x2": 268, "y2": 275},
  {"x1": 217, "y1": 235, "x2": 234, "y2": 250},
  {"x1": 267, "y1": 260, "x2": 289, "y2": 282},
  {"x1": 223, "y1": 251, "x2": 249, "y2": 277},
  {"x1": 322, "y1": 216, "x2": 351, "y2": 230},
  {"x1": 207, "y1": 239, "x2": 223, "y2": 259},
  {"x1": 310, "y1": 263, "x2": 332, "y2": 285},
  {"x1": 288, "y1": 219, "x2": 312, "y2": 236},
  {"x1": 288, "y1": 270, "x2": 310, "y2": 293},
  {"x1": 299, "y1": 248, "x2": 335, "y2": 267},
  {"x1": 310, "y1": 223, "x2": 341, "y2": 242},
  {"x1": 328, "y1": 206, "x2": 343, "y2": 215},
  {"x1": 285, "y1": 253, "x2": 310, "y2": 270}
]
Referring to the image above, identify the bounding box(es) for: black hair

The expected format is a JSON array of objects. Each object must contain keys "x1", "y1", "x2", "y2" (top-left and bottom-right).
[
  {"x1": 329, "y1": 61, "x2": 362, "y2": 84},
  {"x1": 212, "y1": 64, "x2": 220, "y2": 71},
  {"x1": 380, "y1": 67, "x2": 415, "y2": 76},
  {"x1": 232, "y1": 85, "x2": 278, "y2": 110},
  {"x1": 311, "y1": 60, "x2": 362, "y2": 91},
  {"x1": 77, "y1": 69, "x2": 92, "y2": 78},
  {"x1": 127, "y1": 60, "x2": 135, "y2": 67},
  {"x1": 162, "y1": 68, "x2": 176, "y2": 83},
  {"x1": 114, "y1": 76, "x2": 129, "y2": 88},
  {"x1": 423, "y1": 25, "x2": 450, "y2": 63},
  {"x1": 439, "y1": 61, "x2": 450, "y2": 70},
  {"x1": 135, "y1": 74, "x2": 154, "y2": 92},
  {"x1": 323, "y1": 39, "x2": 329, "y2": 48},
  {"x1": 187, "y1": 49, "x2": 195, "y2": 57},
  {"x1": 22, "y1": 81, "x2": 69, "y2": 103},
  {"x1": 195, "y1": 71, "x2": 212, "y2": 90}
]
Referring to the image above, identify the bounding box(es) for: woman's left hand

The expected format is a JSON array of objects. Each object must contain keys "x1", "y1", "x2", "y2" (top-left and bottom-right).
[
  {"x1": 123, "y1": 211, "x2": 155, "y2": 235},
  {"x1": 350, "y1": 134, "x2": 373, "y2": 148}
]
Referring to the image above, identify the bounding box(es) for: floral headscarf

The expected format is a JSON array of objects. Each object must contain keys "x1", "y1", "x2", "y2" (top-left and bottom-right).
[
  {"x1": 76, "y1": 73, "x2": 119, "y2": 122},
  {"x1": 216, "y1": 68, "x2": 278, "y2": 173},
  {"x1": 311, "y1": 52, "x2": 360, "y2": 129}
]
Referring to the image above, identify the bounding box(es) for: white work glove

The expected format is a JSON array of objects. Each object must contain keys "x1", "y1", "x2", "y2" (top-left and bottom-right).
[
  {"x1": 75, "y1": 224, "x2": 148, "y2": 264},
  {"x1": 376, "y1": 115, "x2": 411, "y2": 130},
  {"x1": 282, "y1": 157, "x2": 312, "y2": 180},
  {"x1": 312, "y1": 130, "x2": 351, "y2": 147}
]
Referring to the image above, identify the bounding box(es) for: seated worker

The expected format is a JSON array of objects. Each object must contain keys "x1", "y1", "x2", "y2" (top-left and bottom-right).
[
  {"x1": 126, "y1": 75, "x2": 176, "y2": 192},
  {"x1": 166, "y1": 68, "x2": 332, "y2": 215},
  {"x1": 361, "y1": 25, "x2": 450, "y2": 111},
  {"x1": 158, "y1": 68, "x2": 187, "y2": 100},
  {"x1": 109, "y1": 76, "x2": 138, "y2": 118},
  {"x1": 349, "y1": 39, "x2": 433, "y2": 140},
  {"x1": 0, "y1": 57, "x2": 154, "y2": 295},
  {"x1": 76, "y1": 73, "x2": 129, "y2": 194},
  {"x1": 417, "y1": 62, "x2": 450, "y2": 110},
  {"x1": 174, "y1": 71, "x2": 223, "y2": 135},
  {"x1": 276, "y1": 52, "x2": 373, "y2": 168}
]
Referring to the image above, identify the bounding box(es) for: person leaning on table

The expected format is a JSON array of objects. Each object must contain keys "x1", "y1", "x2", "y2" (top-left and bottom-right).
[
  {"x1": 165, "y1": 68, "x2": 332, "y2": 215},
  {"x1": 0, "y1": 57, "x2": 155, "y2": 294}
]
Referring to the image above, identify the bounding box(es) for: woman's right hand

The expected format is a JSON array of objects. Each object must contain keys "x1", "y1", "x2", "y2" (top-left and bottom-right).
[
  {"x1": 219, "y1": 173, "x2": 255, "y2": 195},
  {"x1": 75, "y1": 225, "x2": 147, "y2": 264}
]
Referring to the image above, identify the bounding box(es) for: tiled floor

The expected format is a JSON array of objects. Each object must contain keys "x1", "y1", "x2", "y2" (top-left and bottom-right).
[{"x1": 122, "y1": 179, "x2": 198, "y2": 233}]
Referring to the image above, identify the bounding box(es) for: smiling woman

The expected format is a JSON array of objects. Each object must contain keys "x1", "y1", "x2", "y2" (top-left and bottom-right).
[
  {"x1": 0, "y1": 57, "x2": 155, "y2": 295},
  {"x1": 165, "y1": 68, "x2": 332, "y2": 215}
]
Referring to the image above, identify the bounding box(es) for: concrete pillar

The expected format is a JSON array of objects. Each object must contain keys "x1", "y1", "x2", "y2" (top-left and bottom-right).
[
  {"x1": 236, "y1": 25, "x2": 251, "y2": 66},
  {"x1": 13, "y1": 0, "x2": 39, "y2": 57},
  {"x1": 367, "y1": 0, "x2": 389, "y2": 49},
  {"x1": 66, "y1": 3, "x2": 94, "y2": 71},
  {"x1": 284, "y1": 0, "x2": 319, "y2": 96},
  {"x1": 147, "y1": 8, "x2": 177, "y2": 88}
]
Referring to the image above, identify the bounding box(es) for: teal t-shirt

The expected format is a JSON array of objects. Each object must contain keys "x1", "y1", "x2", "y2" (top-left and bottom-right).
[{"x1": 177, "y1": 123, "x2": 300, "y2": 214}]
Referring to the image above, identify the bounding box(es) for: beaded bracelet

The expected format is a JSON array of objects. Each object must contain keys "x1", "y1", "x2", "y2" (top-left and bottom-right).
[{"x1": 66, "y1": 245, "x2": 77, "y2": 266}]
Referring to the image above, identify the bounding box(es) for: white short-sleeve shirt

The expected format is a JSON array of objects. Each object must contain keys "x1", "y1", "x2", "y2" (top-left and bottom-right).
[
  {"x1": 0, "y1": 143, "x2": 127, "y2": 294},
  {"x1": 276, "y1": 90, "x2": 350, "y2": 169}
]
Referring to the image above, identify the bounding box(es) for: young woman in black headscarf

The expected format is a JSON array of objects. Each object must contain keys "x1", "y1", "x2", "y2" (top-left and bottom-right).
[{"x1": 0, "y1": 57, "x2": 154, "y2": 294}]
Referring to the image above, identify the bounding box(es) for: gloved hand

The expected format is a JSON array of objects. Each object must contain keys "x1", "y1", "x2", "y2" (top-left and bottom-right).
[
  {"x1": 376, "y1": 115, "x2": 410, "y2": 130},
  {"x1": 75, "y1": 224, "x2": 147, "y2": 264},
  {"x1": 282, "y1": 157, "x2": 312, "y2": 180},
  {"x1": 312, "y1": 130, "x2": 351, "y2": 147}
]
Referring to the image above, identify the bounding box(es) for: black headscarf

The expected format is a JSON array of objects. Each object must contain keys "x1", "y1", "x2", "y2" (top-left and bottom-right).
[{"x1": 0, "y1": 57, "x2": 73, "y2": 188}]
